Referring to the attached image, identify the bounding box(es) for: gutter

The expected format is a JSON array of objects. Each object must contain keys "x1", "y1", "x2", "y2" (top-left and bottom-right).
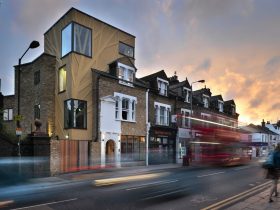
[
  {"x1": 94, "y1": 72, "x2": 100, "y2": 142},
  {"x1": 146, "y1": 89, "x2": 150, "y2": 166}
]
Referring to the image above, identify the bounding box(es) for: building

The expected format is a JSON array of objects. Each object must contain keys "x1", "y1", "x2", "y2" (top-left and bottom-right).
[{"x1": 141, "y1": 70, "x2": 177, "y2": 164}]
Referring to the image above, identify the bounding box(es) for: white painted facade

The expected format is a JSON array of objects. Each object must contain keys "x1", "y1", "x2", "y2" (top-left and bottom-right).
[{"x1": 100, "y1": 95, "x2": 121, "y2": 167}]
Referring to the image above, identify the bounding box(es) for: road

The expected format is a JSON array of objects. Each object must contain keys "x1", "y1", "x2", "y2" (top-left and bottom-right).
[{"x1": 0, "y1": 162, "x2": 269, "y2": 210}]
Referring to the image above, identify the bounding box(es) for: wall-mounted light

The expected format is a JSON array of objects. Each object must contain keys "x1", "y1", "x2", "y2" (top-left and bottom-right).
[{"x1": 65, "y1": 134, "x2": 69, "y2": 139}]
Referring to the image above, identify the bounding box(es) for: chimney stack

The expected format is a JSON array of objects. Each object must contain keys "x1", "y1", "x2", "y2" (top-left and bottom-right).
[{"x1": 261, "y1": 119, "x2": 265, "y2": 127}]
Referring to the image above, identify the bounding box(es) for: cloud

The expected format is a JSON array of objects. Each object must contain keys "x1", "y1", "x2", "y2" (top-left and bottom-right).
[
  {"x1": 196, "y1": 58, "x2": 211, "y2": 71},
  {"x1": 271, "y1": 103, "x2": 280, "y2": 110},
  {"x1": 265, "y1": 56, "x2": 280, "y2": 72}
]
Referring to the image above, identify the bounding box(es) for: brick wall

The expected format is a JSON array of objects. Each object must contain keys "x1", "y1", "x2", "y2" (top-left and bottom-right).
[{"x1": 14, "y1": 53, "x2": 56, "y2": 137}]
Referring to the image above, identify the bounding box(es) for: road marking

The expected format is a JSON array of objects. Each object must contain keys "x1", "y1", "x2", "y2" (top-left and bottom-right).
[
  {"x1": 0, "y1": 200, "x2": 14, "y2": 208},
  {"x1": 197, "y1": 172, "x2": 225, "y2": 178},
  {"x1": 11, "y1": 198, "x2": 78, "y2": 210},
  {"x1": 126, "y1": 179, "x2": 178, "y2": 191},
  {"x1": 94, "y1": 172, "x2": 169, "y2": 186},
  {"x1": 201, "y1": 181, "x2": 271, "y2": 210},
  {"x1": 142, "y1": 188, "x2": 187, "y2": 200},
  {"x1": 234, "y1": 166, "x2": 252, "y2": 170}
]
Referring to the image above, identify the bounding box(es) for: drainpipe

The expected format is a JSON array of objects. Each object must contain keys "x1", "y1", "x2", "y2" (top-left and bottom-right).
[
  {"x1": 94, "y1": 73, "x2": 100, "y2": 142},
  {"x1": 146, "y1": 89, "x2": 150, "y2": 166}
]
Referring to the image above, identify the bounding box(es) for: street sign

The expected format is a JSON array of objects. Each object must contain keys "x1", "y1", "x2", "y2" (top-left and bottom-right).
[
  {"x1": 14, "y1": 115, "x2": 23, "y2": 121},
  {"x1": 16, "y1": 128, "x2": 22, "y2": 136}
]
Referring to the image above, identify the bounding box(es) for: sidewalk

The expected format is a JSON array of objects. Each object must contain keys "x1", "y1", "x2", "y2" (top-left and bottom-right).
[{"x1": 226, "y1": 187, "x2": 280, "y2": 210}]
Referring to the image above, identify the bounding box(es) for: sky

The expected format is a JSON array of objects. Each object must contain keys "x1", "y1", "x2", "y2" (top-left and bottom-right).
[{"x1": 0, "y1": 0, "x2": 280, "y2": 125}]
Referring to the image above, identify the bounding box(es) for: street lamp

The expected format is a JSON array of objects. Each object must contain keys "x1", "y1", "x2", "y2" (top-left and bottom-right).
[{"x1": 17, "y1": 40, "x2": 40, "y2": 156}]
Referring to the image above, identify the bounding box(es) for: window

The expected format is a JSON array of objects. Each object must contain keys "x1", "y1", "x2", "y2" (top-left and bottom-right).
[
  {"x1": 34, "y1": 70, "x2": 40, "y2": 85},
  {"x1": 34, "y1": 104, "x2": 40, "y2": 119},
  {"x1": 121, "y1": 135, "x2": 145, "y2": 161},
  {"x1": 61, "y1": 22, "x2": 92, "y2": 57},
  {"x1": 218, "y1": 101, "x2": 224, "y2": 112},
  {"x1": 119, "y1": 42, "x2": 134, "y2": 58},
  {"x1": 183, "y1": 88, "x2": 191, "y2": 103},
  {"x1": 201, "y1": 113, "x2": 211, "y2": 127},
  {"x1": 231, "y1": 105, "x2": 236, "y2": 115},
  {"x1": 155, "y1": 102, "x2": 171, "y2": 126},
  {"x1": 118, "y1": 63, "x2": 135, "y2": 86},
  {"x1": 64, "y1": 99, "x2": 87, "y2": 129},
  {"x1": 59, "y1": 67, "x2": 66, "y2": 92},
  {"x1": 157, "y1": 78, "x2": 168, "y2": 96},
  {"x1": 3, "y1": 109, "x2": 13, "y2": 121},
  {"x1": 114, "y1": 93, "x2": 137, "y2": 122},
  {"x1": 181, "y1": 109, "x2": 191, "y2": 128},
  {"x1": 202, "y1": 95, "x2": 210, "y2": 108},
  {"x1": 122, "y1": 98, "x2": 129, "y2": 120}
]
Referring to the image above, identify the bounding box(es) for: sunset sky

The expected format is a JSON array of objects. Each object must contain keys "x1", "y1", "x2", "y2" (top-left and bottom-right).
[{"x1": 0, "y1": 0, "x2": 280, "y2": 125}]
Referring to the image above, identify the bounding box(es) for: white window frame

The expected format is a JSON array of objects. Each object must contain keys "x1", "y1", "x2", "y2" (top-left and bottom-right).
[
  {"x1": 201, "y1": 113, "x2": 211, "y2": 127},
  {"x1": 154, "y1": 102, "x2": 171, "y2": 126},
  {"x1": 114, "y1": 92, "x2": 137, "y2": 122},
  {"x1": 218, "y1": 100, "x2": 224, "y2": 112},
  {"x1": 181, "y1": 108, "x2": 191, "y2": 128},
  {"x1": 183, "y1": 87, "x2": 191, "y2": 103},
  {"x1": 118, "y1": 63, "x2": 135, "y2": 87},
  {"x1": 202, "y1": 94, "x2": 210, "y2": 108},
  {"x1": 3, "y1": 108, "x2": 13, "y2": 121},
  {"x1": 157, "y1": 78, "x2": 169, "y2": 96}
]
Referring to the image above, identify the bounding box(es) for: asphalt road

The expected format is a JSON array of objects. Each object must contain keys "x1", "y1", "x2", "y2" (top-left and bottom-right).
[{"x1": 0, "y1": 162, "x2": 268, "y2": 210}]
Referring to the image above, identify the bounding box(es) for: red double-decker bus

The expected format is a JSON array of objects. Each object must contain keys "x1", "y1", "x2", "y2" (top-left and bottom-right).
[{"x1": 189, "y1": 124, "x2": 251, "y2": 166}]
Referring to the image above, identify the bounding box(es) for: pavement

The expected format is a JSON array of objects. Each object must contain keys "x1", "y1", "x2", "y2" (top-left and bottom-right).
[{"x1": 2, "y1": 160, "x2": 279, "y2": 210}]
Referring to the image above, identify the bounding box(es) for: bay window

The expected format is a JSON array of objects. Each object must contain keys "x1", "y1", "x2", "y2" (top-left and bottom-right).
[
  {"x1": 114, "y1": 93, "x2": 137, "y2": 122},
  {"x1": 61, "y1": 22, "x2": 92, "y2": 57}
]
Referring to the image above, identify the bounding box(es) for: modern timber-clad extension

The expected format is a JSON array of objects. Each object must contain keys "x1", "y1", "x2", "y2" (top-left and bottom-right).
[{"x1": 44, "y1": 8, "x2": 136, "y2": 142}]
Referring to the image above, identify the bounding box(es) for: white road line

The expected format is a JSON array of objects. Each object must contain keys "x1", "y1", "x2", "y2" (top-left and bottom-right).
[
  {"x1": 234, "y1": 166, "x2": 252, "y2": 171},
  {"x1": 197, "y1": 171, "x2": 225, "y2": 178},
  {"x1": 142, "y1": 188, "x2": 187, "y2": 200},
  {"x1": 126, "y1": 179, "x2": 178, "y2": 191},
  {"x1": 11, "y1": 198, "x2": 78, "y2": 210}
]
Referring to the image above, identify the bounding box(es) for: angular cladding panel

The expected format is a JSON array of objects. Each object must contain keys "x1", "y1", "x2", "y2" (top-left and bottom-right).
[{"x1": 44, "y1": 8, "x2": 135, "y2": 141}]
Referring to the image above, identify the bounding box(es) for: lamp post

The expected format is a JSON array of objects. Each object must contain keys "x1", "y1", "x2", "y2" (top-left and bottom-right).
[{"x1": 17, "y1": 40, "x2": 40, "y2": 156}]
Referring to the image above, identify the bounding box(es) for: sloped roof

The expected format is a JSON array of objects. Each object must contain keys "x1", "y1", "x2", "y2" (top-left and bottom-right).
[
  {"x1": 140, "y1": 70, "x2": 168, "y2": 82},
  {"x1": 210, "y1": 95, "x2": 223, "y2": 102},
  {"x1": 224, "y1": 100, "x2": 235, "y2": 106},
  {"x1": 108, "y1": 56, "x2": 137, "y2": 71}
]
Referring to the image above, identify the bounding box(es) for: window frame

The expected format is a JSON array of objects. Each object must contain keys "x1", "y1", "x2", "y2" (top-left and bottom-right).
[
  {"x1": 64, "y1": 98, "x2": 87, "y2": 129},
  {"x1": 114, "y1": 92, "x2": 137, "y2": 122},
  {"x1": 3, "y1": 108, "x2": 13, "y2": 121},
  {"x1": 181, "y1": 108, "x2": 191, "y2": 128},
  {"x1": 218, "y1": 100, "x2": 224, "y2": 112},
  {"x1": 202, "y1": 94, "x2": 210, "y2": 108},
  {"x1": 183, "y1": 87, "x2": 191, "y2": 103},
  {"x1": 154, "y1": 102, "x2": 171, "y2": 126},
  {"x1": 34, "y1": 104, "x2": 40, "y2": 119},
  {"x1": 61, "y1": 22, "x2": 92, "y2": 58},
  {"x1": 119, "y1": 41, "x2": 135, "y2": 59},
  {"x1": 117, "y1": 63, "x2": 135, "y2": 87},
  {"x1": 58, "y1": 66, "x2": 67, "y2": 93},
  {"x1": 157, "y1": 78, "x2": 169, "y2": 96}
]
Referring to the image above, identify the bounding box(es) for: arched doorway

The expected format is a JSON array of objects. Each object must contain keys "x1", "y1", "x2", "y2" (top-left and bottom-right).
[{"x1": 106, "y1": 140, "x2": 115, "y2": 164}]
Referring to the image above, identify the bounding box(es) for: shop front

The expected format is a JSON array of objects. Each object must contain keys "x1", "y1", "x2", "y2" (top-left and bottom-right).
[{"x1": 149, "y1": 127, "x2": 177, "y2": 164}]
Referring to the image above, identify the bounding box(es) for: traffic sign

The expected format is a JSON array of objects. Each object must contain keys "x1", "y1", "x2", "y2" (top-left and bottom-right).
[{"x1": 16, "y1": 128, "x2": 22, "y2": 136}]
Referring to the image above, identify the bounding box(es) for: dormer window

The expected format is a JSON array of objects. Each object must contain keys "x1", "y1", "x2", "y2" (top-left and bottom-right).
[
  {"x1": 202, "y1": 94, "x2": 210, "y2": 108},
  {"x1": 157, "y1": 78, "x2": 168, "y2": 96},
  {"x1": 183, "y1": 87, "x2": 191, "y2": 103},
  {"x1": 218, "y1": 100, "x2": 224, "y2": 112},
  {"x1": 118, "y1": 63, "x2": 135, "y2": 87}
]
